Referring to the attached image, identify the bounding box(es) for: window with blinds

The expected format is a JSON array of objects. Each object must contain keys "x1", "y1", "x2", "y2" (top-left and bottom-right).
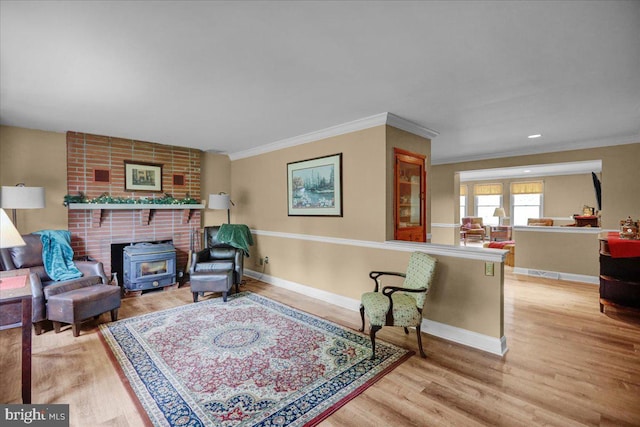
[
  {"x1": 511, "y1": 181, "x2": 543, "y2": 194},
  {"x1": 511, "y1": 181, "x2": 544, "y2": 225},
  {"x1": 474, "y1": 183, "x2": 503, "y2": 195},
  {"x1": 474, "y1": 184, "x2": 503, "y2": 226}
]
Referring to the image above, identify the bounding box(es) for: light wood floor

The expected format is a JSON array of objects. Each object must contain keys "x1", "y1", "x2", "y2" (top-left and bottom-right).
[{"x1": 1, "y1": 270, "x2": 639, "y2": 426}]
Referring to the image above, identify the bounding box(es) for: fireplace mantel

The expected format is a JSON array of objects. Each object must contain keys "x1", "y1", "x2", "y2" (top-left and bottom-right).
[
  {"x1": 68, "y1": 203, "x2": 205, "y2": 227},
  {"x1": 68, "y1": 203, "x2": 205, "y2": 210}
]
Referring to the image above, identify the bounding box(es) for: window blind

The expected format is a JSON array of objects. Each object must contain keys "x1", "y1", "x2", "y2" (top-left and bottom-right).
[
  {"x1": 473, "y1": 183, "x2": 503, "y2": 195},
  {"x1": 460, "y1": 185, "x2": 467, "y2": 196},
  {"x1": 511, "y1": 181, "x2": 543, "y2": 194}
]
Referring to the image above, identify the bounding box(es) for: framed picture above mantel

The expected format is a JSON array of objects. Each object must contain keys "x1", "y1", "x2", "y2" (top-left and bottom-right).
[
  {"x1": 287, "y1": 153, "x2": 342, "y2": 217},
  {"x1": 124, "y1": 161, "x2": 163, "y2": 192}
]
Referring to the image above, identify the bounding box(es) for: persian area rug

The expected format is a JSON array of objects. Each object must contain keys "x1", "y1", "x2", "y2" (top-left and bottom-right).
[{"x1": 99, "y1": 291, "x2": 412, "y2": 426}]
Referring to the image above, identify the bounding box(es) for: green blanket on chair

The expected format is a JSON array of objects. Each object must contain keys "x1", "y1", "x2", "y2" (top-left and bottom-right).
[
  {"x1": 217, "y1": 224, "x2": 254, "y2": 257},
  {"x1": 34, "y1": 230, "x2": 82, "y2": 281}
]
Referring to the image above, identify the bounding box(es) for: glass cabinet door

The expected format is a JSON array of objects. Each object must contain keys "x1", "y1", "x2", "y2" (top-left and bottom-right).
[{"x1": 394, "y1": 148, "x2": 426, "y2": 242}]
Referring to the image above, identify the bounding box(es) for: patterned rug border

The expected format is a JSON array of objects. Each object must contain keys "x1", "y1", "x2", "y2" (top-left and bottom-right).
[
  {"x1": 98, "y1": 331, "x2": 155, "y2": 427},
  {"x1": 99, "y1": 291, "x2": 414, "y2": 426}
]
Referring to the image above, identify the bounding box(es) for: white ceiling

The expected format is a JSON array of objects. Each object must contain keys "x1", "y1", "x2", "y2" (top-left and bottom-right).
[{"x1": 1, "y1": 1, "x2": 639, "y2": 164}]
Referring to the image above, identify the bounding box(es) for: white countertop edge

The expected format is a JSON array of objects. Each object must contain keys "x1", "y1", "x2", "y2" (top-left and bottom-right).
[{"x1": 512, "y1": 225, "x2": 601, "y2": 234}]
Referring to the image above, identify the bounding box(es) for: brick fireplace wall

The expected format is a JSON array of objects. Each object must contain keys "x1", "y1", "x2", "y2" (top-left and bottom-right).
[{"x1": 66, "y1": 132, "x2": 202, "y2": 279}]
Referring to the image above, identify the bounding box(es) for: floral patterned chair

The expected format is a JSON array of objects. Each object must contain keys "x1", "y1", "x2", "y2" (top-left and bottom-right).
[
  {"x1": 359, "y1": 252, "x2": 437, "y2": 359},
  {"x1": 461, "y1": 216, "x2": 486, "y2": 243}
]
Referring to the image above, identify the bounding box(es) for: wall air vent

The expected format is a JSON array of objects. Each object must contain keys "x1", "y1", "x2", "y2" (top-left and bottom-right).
[{"x1": 528, "y1": 269, "x2": 560, "y2": 279}]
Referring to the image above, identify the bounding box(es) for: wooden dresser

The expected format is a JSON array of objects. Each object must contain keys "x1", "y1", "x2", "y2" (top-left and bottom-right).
[{"x1": 598, "y1": 232, "x2": 640, "y2": 313}]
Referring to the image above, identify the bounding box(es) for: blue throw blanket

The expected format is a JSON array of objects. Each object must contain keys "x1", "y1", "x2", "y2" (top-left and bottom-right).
[
  {"x1": 34, "y1": 230, "x2": 83, "y2": 281},
  {"x1": 217, "y1": 224, "x2": 254, "y2": 257}
]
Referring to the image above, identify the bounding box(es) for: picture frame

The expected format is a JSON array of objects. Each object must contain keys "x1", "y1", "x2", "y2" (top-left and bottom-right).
[
  {"x1": 124, "y1": 160, "x2": 163, "y2": 192},
  {"x1": 287, "y1": 153, "x2": 342, "y2": 217}
]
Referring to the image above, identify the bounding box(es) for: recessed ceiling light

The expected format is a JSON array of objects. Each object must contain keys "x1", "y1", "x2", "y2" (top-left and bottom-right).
[
  {"x1": 528, "y1": 134, "x2": 542, "y2": 139},
  {"x1": 523, "y1": 169, "x2": 532, "y2": 173}
]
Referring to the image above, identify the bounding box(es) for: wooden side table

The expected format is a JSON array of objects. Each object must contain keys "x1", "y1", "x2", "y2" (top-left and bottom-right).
[
  {"x1": 490, "y1": 226, "x2": 512, "y2": 241},
  {"x1": 574, "y1": 215, "x2": 599, "y2": 227},
  {"x1": 598, "y1": 233, "x2": 640, "y2": 313},
  {"x1": 0, "y1": 269, "x2": 32, "y2": 404}
]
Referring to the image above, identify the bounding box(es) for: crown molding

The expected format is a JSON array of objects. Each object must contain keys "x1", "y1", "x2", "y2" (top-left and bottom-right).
[
  {"x1": 229, "y1": 113, "x2": 438, "y2": 161},
  {"x1": 386, "y1": 113, "x2": 439, "y2": 140}
]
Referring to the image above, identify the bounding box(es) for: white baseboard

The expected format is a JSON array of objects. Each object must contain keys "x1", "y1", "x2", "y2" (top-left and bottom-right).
[
  {"x1": 244, "y1": 270, "x2": 361, "y2": 311},
  {"x1": 513, "y1": 267, "x2": 599, "y2": 285},
  {"x1": 245, "y1": 269, "x2": 508, "y2": 357},
  {"x1": 421, "y1": 319, "x2": 508, "y2": 356}
]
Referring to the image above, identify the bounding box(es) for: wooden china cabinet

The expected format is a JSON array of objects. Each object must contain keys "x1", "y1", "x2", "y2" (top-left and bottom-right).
[{"x1": 394, "y1": 148, "x2": 426, "y2": 242}]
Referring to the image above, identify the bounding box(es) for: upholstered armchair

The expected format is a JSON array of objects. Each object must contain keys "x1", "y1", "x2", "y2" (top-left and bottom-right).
[
  {"x1": 461, "y1": 217, "x2": 486, "y2": 242},
  {"x1": 190, "y1": 226, "x2": 247, "y2": 301},
  {"x1": 359, "y1": 252, "x2": 437, "y2": 359},
  {"x1": 0, "y1": 233, "x2": 117, "y2": 335}
]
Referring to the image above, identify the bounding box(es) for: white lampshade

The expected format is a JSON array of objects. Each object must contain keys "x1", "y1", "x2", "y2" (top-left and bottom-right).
[
  {"x1": 1, "y1": 185, "x2": 46, "y2": 209},
  {"x1": 208, "y1": 194, "x2": 230, "y2": 210},
  {"x1": 493, "y1": 207, "x2": 506, "y2": 217},
  {"x1": 0, "y1": 208, "x2": 25, "y2": 248}
]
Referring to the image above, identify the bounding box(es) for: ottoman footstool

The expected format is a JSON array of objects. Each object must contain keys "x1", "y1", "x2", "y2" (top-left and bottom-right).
[
  {"x1": 190, "y1": 269, "x2": 235, "y2": 302},
  {"x1": 46, "y1": 284, "x2": 121, "y2": 337}
]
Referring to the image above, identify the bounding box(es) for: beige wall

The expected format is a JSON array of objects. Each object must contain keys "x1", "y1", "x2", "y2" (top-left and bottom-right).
[
  {"x1": 431, "y1": 170, "x2": 459, "y2": 245},
  {"x1": 0, "y1": 126, "x2": 68, "y2": 233},
  {"x1": 433, "y1": 143, "x2": 640, "y2": 231},
  {"x1": 231, "y1": 125, "x2": 503, "y2": 339},
  {"x1": 248, "y1": 235, "x2": 503, "y2": 338},
  {"x1": 461, "y1": 173, "x2": 600, "y2": 225},
  {"x1": 232, "y1": 126, "x2": 387, "y2": 241},
  {"x1": 200, "y1": 151, "x2": 231, "y2": 230},
  {"x1": 544, "y1": 174, "x2": 600, "y2": 219},
  {"x1": 513, "y1": 229, "x2": 599, "y2": 276}
]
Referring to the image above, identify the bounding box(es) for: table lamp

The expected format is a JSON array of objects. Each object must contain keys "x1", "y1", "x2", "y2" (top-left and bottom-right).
[
  {"x1": 0, "y1": 208, "x2": 26, "y2": 285},
  {"x1": 493, "y1": 207, "x2": 506, "y2": 226},
  {"x1": 0, "y1": 208, "x2": 25, "y2": 249}
]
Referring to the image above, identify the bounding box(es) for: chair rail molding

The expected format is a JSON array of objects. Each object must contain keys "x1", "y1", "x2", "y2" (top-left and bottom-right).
[
  {"x1": 431, "y1": 223, "x2": 462, "y2": 228},
  {"x1": 251, "y1": 229, "x2": 507, "y2": 263}
]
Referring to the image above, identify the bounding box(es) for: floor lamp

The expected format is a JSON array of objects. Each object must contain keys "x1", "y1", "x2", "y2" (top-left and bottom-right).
[
  {"x1": 0, "y1": 184, "x2": 46, "y2": 227},
  {"x1": 208, "y1": 193, "x2": 235, "y2": 224}
]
